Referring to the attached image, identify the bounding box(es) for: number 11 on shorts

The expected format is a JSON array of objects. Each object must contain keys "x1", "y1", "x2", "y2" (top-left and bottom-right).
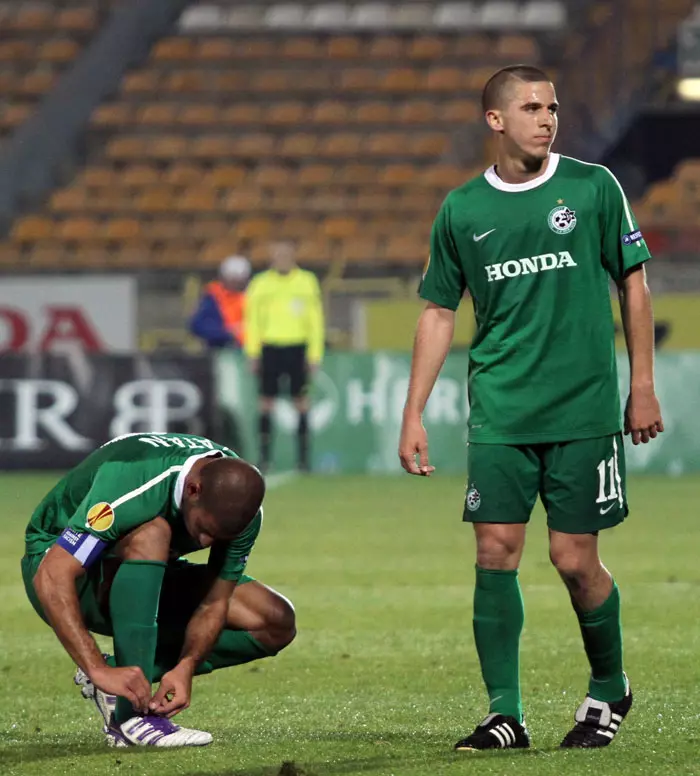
[{"x1": 596, "y1": 442, "x2": 622, "y2": 505}]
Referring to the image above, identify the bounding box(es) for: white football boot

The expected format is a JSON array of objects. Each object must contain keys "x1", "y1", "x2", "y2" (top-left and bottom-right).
[
  {"x1": 106, "y1": 714, "x2": 213, "y2": 747},
  {"x1": 74, "y1": 660, "x2": 117, "y2": 732}
]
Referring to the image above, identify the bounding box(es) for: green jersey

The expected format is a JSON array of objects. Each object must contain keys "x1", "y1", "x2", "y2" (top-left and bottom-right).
[
  {"x1": 420, "y1": 153, "x2": 651, "y2": 444},
  {"x1": 24, "y1": 432, "x2": 261, "y2": 583}
]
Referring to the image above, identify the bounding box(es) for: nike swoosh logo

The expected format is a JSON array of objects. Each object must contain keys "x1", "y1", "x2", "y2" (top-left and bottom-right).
[
  {"x1": 599, "y1": 502, "x2": 617, "y2": 515},
  {"x1": 473, "y1": 229, "x2": 496, "y2": 242}
]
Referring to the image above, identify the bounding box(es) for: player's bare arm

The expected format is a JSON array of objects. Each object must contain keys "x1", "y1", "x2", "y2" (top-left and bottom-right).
[
  {"x1": 33, "y1": 545, "x2": 151, "y2": 713},
  {"x1": 150, "y1": 574, "x2": 236, "y2": 718},
  {"x1": 618, "y1": 265, "x2": 664, "y2": 445},
  {"x1": 399, "y1": 302, "x2": 455, "y2": 476}
]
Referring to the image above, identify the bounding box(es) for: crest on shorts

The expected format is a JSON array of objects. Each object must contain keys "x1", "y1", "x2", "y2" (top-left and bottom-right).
[
  {"x1": 466, "y1": 486, "x2": 481, "y2": 512},
  {"x1": 548, "y1": 205, "x2": 577, "y2": 234},
  {"x1": 86, "y1": 502, "x2": 114, "y2": 532}
]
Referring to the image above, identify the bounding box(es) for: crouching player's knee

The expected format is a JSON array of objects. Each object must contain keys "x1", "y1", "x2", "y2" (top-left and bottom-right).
[{"x1": 265, "y1": 591, "x2": 296, "y2": 654}]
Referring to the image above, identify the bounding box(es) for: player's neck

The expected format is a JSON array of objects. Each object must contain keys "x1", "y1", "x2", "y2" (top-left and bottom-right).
[{"x1": 494, "y1": 152, "x2": 551, "y2": 185}]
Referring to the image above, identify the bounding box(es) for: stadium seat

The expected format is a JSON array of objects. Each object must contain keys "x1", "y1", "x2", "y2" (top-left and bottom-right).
[
  {"x1": 367, "y1": 35, "x2": 403, "y2": 58},
  {"x1": 49, "y1": 188, "x2": 87, "y2": 212},
  {"x1": 398, "y1": 100, "x2": 437, "y2": 123},
  {"x1": 221, "y1": 104, "x2": 264, "y2": 124},
  {"x1": 282, "y1": 37, "x2": 323, "y2": 58},
  {"x1": 253, "y1": 70, "x2": 290, "y2": 92},
  {"x1": 223, "y1": 189, "x2": 264, "y2": 212},
  {"x1": 253, "y1": 165, "x2": 291, "y2": 188},
  {"x1": 296, "y1": 238, "x2": 333, "y2": 264},
  {"x1": 104, "y1": 218, "x2": 142, "y2": 241},
  {"x1": 55, "y1": 7, "x2": 96, "y2": 33},
  {"x1": 146, "y1": 220, "x2": 186, "y2": 242},
  {"x1": 177, "y1": 104, "x2": 221, "y2": 127},
  {"x1": 311, "y1": 100, "x2": 350, "y2": 124},
  {"x1": 197, "y1": 38, "x2": 236, "y2": 60},
  {"x1": 11, "y1": 216, "x2": 54, "y2": 242},
  {"x1": 81, "y1": 167, "x2": 117, "y2": 187},
  {"x1": 190, "y1": 136, "x2": 236, "y2": 160},
  {"x1": 342, "y1": 68, "x2": 379, "y2": 91},
  {"x1": 267, "y1": 102, "x2": 307, "y2": 125},
  {"x1": 234, "y1": 217, "x2": 272, "y2": 239},
  {"x1": 188, "y1": 218, "x2": 231, "y2": 241},
  {"x1": 339, "y1": 164, "x2": 376, "y2": 184},
  {"x1": 321, "y1": 133, "x2": 362, "y2": 157},
  {"x1": 280, "y1": 133, "x2": 318, "y2": 157},
  {"x1": 441, "y1": 99, "x2": 480, "y2": 122},
  {"x1": 137, "y1": 188, "x2": 175, "y2": 213},
  {"x1": 356, "y1": 101, "x2": 393, "y2": 123},
  {"x1": 204, "y1": 165, "x2": 247, "y2": 188},
  {"x1": 39, "y1": 39, "x2": 80, "y2": 63},
  {"x1": 176, "y1": 188, "x2": 219, "y2": 213},
  {"x1": 13, "y1": 6, "x2": 53, "y2": 31},
  {"x1": 426, "y1": 67, "x2": 463, "y2": 91},
  {"x1": 152, "y1": 37, "x2": 195, "y2": 61},
  {"x1": 298, "y1": 164, "x2": 335, "y2": 186},
  {"x1": 149, "y1": 136, "x2": 189, "y2": 160},
  {"x1": 323, "y1": 216, "x2": 358, "y2": 238},
  {"x1": 410, "y1": 132, "x2": 450, "y2": 156},
  {"x1": 366, "y1": 132, "x2": 405, "y2": 156},
  {"x1": 379, "y1": 164, "x2": 417, "y2": 186},
  {"x1": 381, "y1": 68, "x2": 421, "y2": 91},
  {"x1": 58, "y1": 217, "x2": 101, "y2": 243},
  {"x1": 408, "y1": 36, "x2": 448, "y2": 59},
  {"x1": 385, "y1": 234, "x2": 424, "y2": 263},
  {"x1": 495, "y1": 34, "x2": 539, "y2": 59},
  {"x1": 20, "y1": 71, "x2": 57, "y2": 96},
  {"x1": 123, "y1": 71, "x2": 160, "y2": 94},
  {"x1": 327, "y1": 36, "x2": 364, "y2": 58},
  {"x1": 341, "y1": 236, "x2": 380, "y2": 263},
  {"x1": 121, "y1": 165, "x2": 161, "y2": 187},
  {"x1": 92, "y1": 103, "x2": 133, "y2": 127}
]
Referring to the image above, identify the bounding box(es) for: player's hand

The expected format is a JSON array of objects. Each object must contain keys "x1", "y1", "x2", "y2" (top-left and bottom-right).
[
  {"x1": 624, "y1": 387, "x2": 663, "y2": 445},
  {"x1": 399, "y1": 413, "x2": 435, "y2": 476},
  {"x1": 90, "y1": 665, "x2": 151, "y2": 714},
  {"x1": 249, "y1": 359, "x2": 260, "y2": 375},
  {"x1": 149, "y1": 664, "x2": 193, "y2": 719},
  {"x1": 307, "y1": 361, "x2": 319, "y2": 377}
]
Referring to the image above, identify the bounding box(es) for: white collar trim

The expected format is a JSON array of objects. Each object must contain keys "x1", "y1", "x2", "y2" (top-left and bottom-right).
[
  {"x1": 484, "y1": 153, "x2": 560, "y2": 192},
  {"x1": 173, "y1": 451, "x2": 223, "y2": 509}
]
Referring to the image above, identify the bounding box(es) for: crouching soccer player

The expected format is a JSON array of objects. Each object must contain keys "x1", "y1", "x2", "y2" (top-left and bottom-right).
[{"x1": 21, "y1": 432, "x2": 296, "y2": 747}]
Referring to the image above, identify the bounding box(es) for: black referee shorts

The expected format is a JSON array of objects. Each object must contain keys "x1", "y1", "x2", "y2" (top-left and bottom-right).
[{"x1": 260, "y1": 344, "x2": 308, "y2": 399}]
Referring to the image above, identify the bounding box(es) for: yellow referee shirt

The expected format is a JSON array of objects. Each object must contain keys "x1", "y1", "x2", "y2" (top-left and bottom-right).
[{"x1": 244, "y1": 268, "x2": 325, "y2": 364}]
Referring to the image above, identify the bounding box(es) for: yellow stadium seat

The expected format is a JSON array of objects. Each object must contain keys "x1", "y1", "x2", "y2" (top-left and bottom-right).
[
  {"x1": 426, "y1": 68, "x2": 463, "y2": 91},
  {"x1": 453, "y1": 35, "x2": 491, "y2": 57},
  {"x1": 310, "y1": 101, "x2": 349, "y2": 124},
  {"x1": 82, "y1": 167, "x2": 117, "y2": 187},
  {"x1": 441, "y1": 99, "x2": 480, "y2": 123},
  {"x1": 254, "y1": 166, "x2": 291, "y2": 188},
  {"x1": 296, "y1": 71, "x2": 334, "y2": 92},
  {"x1": 197, "y1": 38, "x2": 236, "y2": 60},
  {"x1": 234, "y1": 217, "x2": 272, "y2": 239},
  {"x1": 146, "y1": 220, "x2": 186, "y2": 242},
  {"x1": 49, "y1": 188, "x2": 88, "y2": 211},
  {"x1": 164, "y1": 163, "x2": 204, "y2": 187},
  {"x1": 223, "y1": 189, "x2": 263, "y2": 212},
  {"x1": 221, "y1": 104, "x2": 264, "y2": 125},
  {"x1": 366, "y1": 132, "x2": 405, "y2": 156},
  {"x1": 253, "y1": 70, "x2": 290, "y2": 92},
  {"x1": 29, "y1": 244, "x2": 66, "y2": 268},
  {"x1": 55, "y1": 7, "x2": 95, "y2": 32},
  {"x1": 204, "y1": 165, "x2": 247, "y2": 188},
  {"x1": 39, "y1": 38, "x2": 80, "y2": 63},
  {"x1": 385, "y1": 234, "x2": 424, "y2": 263},
  {"x1": 411, "y1": 133, "x2": 450, "y2": 156},
  {"x1": 176, "y1": 188, "x2": 219, "y2": 213},
  {"x1": 58, "y1": 218, "x2": 101, "y2": 242},
  {"x1": 232, "y1": 134, "x2": 274, "y2": 157},
  {"x1": 199, "y1": 240, "x2": 240, "y2": 266},
  {"x1": 296, "y1": 238, "x2": 332, "y2": 264},
  {"x1": 368, "y1": 36, "x2": 403, "y2": 59},
  {"x1": 283, "y1": 38, "x2": 322, "y2": 58},
  {"x1": 408, "y1": 36, "x2": 447, "y2": 60},
  {"x1": 165, "y1": 70, "x2": 208, "y2": 93},
  {"x1": 322, "y1": 216, "x2": 357, "y2": 238},
  {"x1": 104, "y1": 218, "x2": 142, "y2": 241},
  {"x1": 321, "y1": 133, "x2": 362, "y2": 157},
  {"x1": 149, "y1": 135, "x2": 189, "y2": 160},
  {"x1": 356, "y1": 191, "x2": 394, "y2": 212},
  {"x1": 20, "y1": 71, "x2": 56, "y2": 96},
  {"x1": 420, "y1": 165, "x2": 469, "y2": 188},
  {"x1": 177, "y1": 104, "x2": 221, "y2": 127},
  {"x1": 122, "y1": 165, "x2": 161, "y2": 187},
  {"x1": 188, "y1": 218, "x2": 230, "y2": 241},
  {"x1": 13, "y1": 6, "x2": 53, "y2": 30},
  {"x1": 342, "y1": 237, "x2": 379, "y2": 263},
  {"x1": 136, "y1": 104, "x2": 179, "y2": 126},
  {"x1": 398, "y1": 101, "x2": 437, "y2": 123},
  {"x1": 298, "y1": 165, "x2": 335, "y2": 186},
  {"x1": 267, "y1": 101, "x2": 306, "y2": 125},
  {"x1": 356, "y1": 102, "x2": 392, "y2": 123},
  {"x1": 152, "y1": 37, "x2": 195, "y2": 61},
  {"x1": 339, "y1": 164, "x2": 375, "y2": 184},
  {"x1": 123, "y1": 70, "x2": 160, "y2": 94},
  {"x1": 0, "y1": 40, "x2": 33, "y2": 61},
  {"x1": 381, "y1": 68, "x2": 421, "y2": 92},
  {"x1": 277, "y1": 216, "x2": 317, "y2": 238},
  {"x1": 327, "y1": 36, "x2": 363, "y2": 59},
  {"x1": 280, "y1": 133, "x2": 317, "y2": 157},
  {"x1": 0, "y1": 103, "x2": 32, "y2": 129},
  {"x1": 379, "y1": 164, "x2": 417, "y2": 186},
  {"x1": 495, "y1": 34, "x2": 539, "y2": 60},
  {"x1": 0, "y1": 243, "x2": 22, "y2": 266},
  {"x1": 11, "y1": 216, "x2": 54, "y2": 242},
  {"x1": 137, "y1": 188, "x2": 175, "y2": 213},
  {"x1": 341, "y1": 69, "x2": 378, "y2": 91},
  {"x1": 113, "y1": 246, "x2": 151, "y2": 268},
  {"x1": 232, "y1": 39, "x2": 277, "y2": 59},
  {"x1": 92, "y1": 103, "x2": 132, "y2": 127}
]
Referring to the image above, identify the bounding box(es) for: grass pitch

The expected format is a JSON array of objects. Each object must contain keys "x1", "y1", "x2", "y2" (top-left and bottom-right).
[{"x1": 1, "y1": 472, "x2": 699, "y2": 776}]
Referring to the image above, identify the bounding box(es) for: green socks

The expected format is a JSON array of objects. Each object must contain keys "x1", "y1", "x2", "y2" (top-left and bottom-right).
[
  {"x1": 109, "y1": 560, "x2": 166, "y2": 724},
  {"x1": 574, "y1": 581, "x2": 626, "y2": 703},
  {"x1": 473, "y1": 566, "x2": 524, "y2": 723}
]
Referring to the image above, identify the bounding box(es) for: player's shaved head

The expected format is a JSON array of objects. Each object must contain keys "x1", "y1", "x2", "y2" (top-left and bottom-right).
[
  {"x1": 198, "y1": 457, "x2": 265, "y2": 537},
  {"x1": 481, "y1": 64, "x2": 552, "y2": 113}
]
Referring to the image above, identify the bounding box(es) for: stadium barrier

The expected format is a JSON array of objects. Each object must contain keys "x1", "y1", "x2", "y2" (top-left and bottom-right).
[{"x1": 216, "y1": 350, "x2": 700, "y2": 475}]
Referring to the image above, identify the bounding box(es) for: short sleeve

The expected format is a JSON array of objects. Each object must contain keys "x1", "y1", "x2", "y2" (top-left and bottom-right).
[
  {"x1": 212, "y1": 509, "x2": 262, "y2": 583},
  {"x1": 599, "y1": 166, "x2": 651, "y2": 283},
  {"x1": 65, "y1": 462, "x2": 171, "y2": 544},
  {"x1": 418, "y1": 196, "x2": 466, "y2": 311}
]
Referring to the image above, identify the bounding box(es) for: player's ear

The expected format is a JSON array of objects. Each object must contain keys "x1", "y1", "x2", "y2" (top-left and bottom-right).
[{"x1": 485, "y1": 108, "x2": 504, "y2": 133}]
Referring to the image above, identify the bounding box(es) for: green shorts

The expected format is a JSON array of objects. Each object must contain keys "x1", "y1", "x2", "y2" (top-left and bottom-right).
[
  {"x1": 464, "y1": 433, "x2": 628, "y2": 534},
  {"x1": 21, "y1": 553, "x2": 255, "y2": 636}
]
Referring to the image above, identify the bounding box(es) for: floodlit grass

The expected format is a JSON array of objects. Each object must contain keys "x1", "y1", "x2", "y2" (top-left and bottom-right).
[{"x1": 1, "y1": 473, "x2": 699, "y2": 775}]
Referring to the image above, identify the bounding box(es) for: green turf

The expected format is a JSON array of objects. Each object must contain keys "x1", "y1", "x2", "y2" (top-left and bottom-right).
[{"x1": 1, "y1": 472, "x2": 699, "y2": 776}]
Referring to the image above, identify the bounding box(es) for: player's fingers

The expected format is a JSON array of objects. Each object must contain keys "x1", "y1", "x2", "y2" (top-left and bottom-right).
[
  {"x1": 657, "y1": 418, "x2": 665, "y2": 433},
  {"x1": 149, "y1": 683, "x2": 170, "y2": 711},
  {"x1": 648, "y1": 425, "x2": 658, "y2": 439},
  {"x1": 631, "y1": 429, "x2": 641, "y2": 445},
  {"x1": 640, "y1": 428, "x2": 650, "y2": 444},
  {"x1": 418, "y1": 445, "x2": 430, "y2": 473},
  {"x1": 399, "y1": 449, "x2": 421, "y2": 475}
]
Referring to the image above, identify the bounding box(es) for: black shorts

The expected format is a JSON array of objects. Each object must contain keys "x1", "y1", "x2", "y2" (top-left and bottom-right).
[{"x1": 260, "y1": 344, "x2": 308, "y2": 398}]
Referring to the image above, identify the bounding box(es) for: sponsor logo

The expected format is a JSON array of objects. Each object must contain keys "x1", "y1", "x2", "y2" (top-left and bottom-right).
[
  {"x1": 473, "y1": 229, "x2": 496, "y2": 243},
  {"x1": 466, "y1": 486, "x2": 481, "y2": 512},
  {"x1": 485, "y1": 251, "x2": 577, "y2": 282},
  {"x1": 548, "y1": 205, "x2": 577, "y2": 234},
  {"x1": 86, "y1": 502, "x2": 114, "y2": 532},
  {"x1": 622, "y1": 229, "x2": 643, "y2": 245},
  {"x1": 599, "y1": 502, "x2": 617, "y2": 515}
]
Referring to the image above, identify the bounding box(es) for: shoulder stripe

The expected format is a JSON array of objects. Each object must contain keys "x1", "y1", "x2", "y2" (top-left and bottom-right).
[
  {"x1": 111, "y1": 465, "x2": 182, "y2": 510},
  {"x1": 561, "y1": 155, "x2": 642, "y2": 245}
]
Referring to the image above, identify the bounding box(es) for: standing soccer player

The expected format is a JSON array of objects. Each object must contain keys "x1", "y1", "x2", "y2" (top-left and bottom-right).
[{"x1": 398, "y1": 65, "x2": 663, "y2": 751}]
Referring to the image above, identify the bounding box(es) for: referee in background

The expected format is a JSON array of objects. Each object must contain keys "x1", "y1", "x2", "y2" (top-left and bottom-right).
[{"x1": 244, "y1": 241, "x2": 325, "y2": 473}]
